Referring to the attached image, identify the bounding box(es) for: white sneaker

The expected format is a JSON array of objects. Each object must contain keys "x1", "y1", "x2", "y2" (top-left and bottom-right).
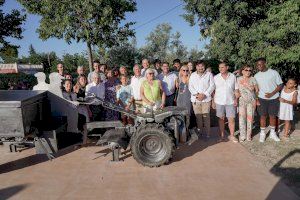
[
  {"x1": 270, "y1": 132, "x2": 280, "y2": 142},
  {"x1": 259, "y1": 132, "x2": 266, "y2": 143}
]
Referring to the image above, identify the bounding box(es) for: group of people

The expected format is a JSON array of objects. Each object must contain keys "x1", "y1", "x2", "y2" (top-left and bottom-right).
[{"x1": 55, "y1": 57, "x2": 299, "y2": 143}]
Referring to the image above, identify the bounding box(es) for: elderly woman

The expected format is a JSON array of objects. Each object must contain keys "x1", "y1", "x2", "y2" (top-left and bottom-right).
[{"x1": 140, "y1": 68, "x2": 166, "y2": 112}]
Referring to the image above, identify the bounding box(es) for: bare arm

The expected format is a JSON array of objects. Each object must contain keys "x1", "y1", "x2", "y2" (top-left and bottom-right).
[
  {"x1": 280, "y1": 91, "x2": 298, "y2": 105},
  {"x1": 140, "y1": 85, "x2": 153, "y2": 105},
  {"x1": 159, "y1": 80, "x2": 166, "y2": 107}
]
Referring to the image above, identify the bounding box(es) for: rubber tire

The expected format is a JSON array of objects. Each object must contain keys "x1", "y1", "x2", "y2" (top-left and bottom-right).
[{"x1": 130, "y1": 123, "x2": 175, "y2": 167}]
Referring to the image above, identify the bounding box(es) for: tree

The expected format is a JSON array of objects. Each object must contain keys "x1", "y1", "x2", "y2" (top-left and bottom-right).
[
  {"x1": 183, "y1": 0, "x2": 300, "y2": 78},
  {"x1": 18, "y1": 0, "x2": 137, "y2": 72},
  {"x1": 188, "y1": 47, "x2": 204, "y2": 61},
  {"x1": 0, "y1": 0, "x2": 26, "y2": 62},
  {"x1": 169, "y1": 31, "x2": 188, "y2": 61},
  {"x1": 0, "y1": 44, "x2": 18, "y2": 63},
  {"x1": 106, "y1": 38, "x2": 140, "y2": 68},
  {"x1": 28, "y1": 44, "x2": 36, "y2": 55},
  {"x1": 140, "y1": 23, "x2": 172, "y2": 62},
  {"x1": 61, "y1": 53, "x2": 89, "y2": 73}
]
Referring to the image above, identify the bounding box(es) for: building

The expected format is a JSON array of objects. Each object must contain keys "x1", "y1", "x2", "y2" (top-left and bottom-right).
[{"x1": 0, "y1": 63, "x2": 43, "y2": 75}]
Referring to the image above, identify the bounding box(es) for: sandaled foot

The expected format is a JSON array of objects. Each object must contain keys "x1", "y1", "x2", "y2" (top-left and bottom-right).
[{"x1": 229, "y1": 135, "x2": 238, "y2": 143}]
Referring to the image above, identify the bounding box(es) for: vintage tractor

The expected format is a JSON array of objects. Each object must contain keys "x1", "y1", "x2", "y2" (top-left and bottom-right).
[
  {"x1": 0, "y1": 88, "x2": 192, "y2": 167},
  {"x1": 83, "y1": 95, "x2": 190, "y2": 167}
]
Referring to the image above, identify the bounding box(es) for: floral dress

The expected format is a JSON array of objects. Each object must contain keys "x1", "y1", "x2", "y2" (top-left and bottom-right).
[
  {"x1": 105, "y1": 78, "x2": 120, "y2": 120},
  {"x1": 237, "y1": 76, "x2": 257, "y2": 140}
]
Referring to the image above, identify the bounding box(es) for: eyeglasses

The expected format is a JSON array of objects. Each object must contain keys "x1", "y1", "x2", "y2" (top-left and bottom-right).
[
  {"x1": 148, "y1": 73, "x2": 154, "y2": 75},
  {"x1": 182, "y1": 70, "x2": 189, "y2": 72},
  {"x1": 244, "y1": 69, "x2": 252, "y2": 72}
]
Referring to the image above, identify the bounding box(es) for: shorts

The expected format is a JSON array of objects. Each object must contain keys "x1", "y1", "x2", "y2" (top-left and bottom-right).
[
  {"x1": 216, "y1": 104, "x2": 236, "y2": 118},
  {"x1": 257, "y1": 98, "x2": 279, "y2": 117},
  {"x1": 192, "y1": 101, "x2": 211, "y2": 115}
]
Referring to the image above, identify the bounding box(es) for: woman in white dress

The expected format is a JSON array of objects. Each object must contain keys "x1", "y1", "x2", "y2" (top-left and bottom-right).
[{"x1": 279, "y1": 78, "x2": 298, "y2": 139}]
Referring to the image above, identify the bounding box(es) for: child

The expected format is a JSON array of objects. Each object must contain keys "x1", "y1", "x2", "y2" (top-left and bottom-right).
[
  {"x1": 279, "y1": 78, "x2": 298, "y2": 139},
  {"x1": 117, "y1": 75, "x2": 134, "y2": 125}
]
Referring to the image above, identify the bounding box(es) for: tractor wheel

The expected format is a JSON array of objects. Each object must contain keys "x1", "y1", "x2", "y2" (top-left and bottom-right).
[{"x1": 130, "y1": 124, "x2": 175, "y2": 167}]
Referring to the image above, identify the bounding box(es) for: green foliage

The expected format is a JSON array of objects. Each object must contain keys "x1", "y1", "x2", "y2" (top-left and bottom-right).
[
  {"x1": 0, "y1": 0, "x2": 26, "y2": 61},
  {"x1": 18, "y1": 0, "x2": 137, "y2": 70},
  {"x1": 59, "y1": 53, "x2": 89, "y2": 73},
  {"x1": 183, "y1": 0, "x2": 300, "y2": 79},
  {"x1": 0, "y1": 73, "x2": 37, "y2": 90},
  {"x1": 0, "y1": 44, "x2": 18, "y2": 63},
  {"x1": 106, "y1": 39, "x2": 141, "y2": 68},
  {"x1": 168, "y1": 31, "x2": 188, "y2": 61}
]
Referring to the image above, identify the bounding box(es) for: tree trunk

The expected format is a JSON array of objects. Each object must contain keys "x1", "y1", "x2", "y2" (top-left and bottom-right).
[{"x1": 87, "y1": 42, "x2": 93, "y2": 73}]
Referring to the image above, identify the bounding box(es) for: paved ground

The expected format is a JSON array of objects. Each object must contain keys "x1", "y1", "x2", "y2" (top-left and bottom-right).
[{"x1": 0, "y1": 127, "x2": 299, "y2": 200}]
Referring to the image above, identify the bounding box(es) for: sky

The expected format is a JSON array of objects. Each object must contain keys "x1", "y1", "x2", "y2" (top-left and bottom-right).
[{"x1": 3, "y1": 0, "x2": 209, "y2": 58}]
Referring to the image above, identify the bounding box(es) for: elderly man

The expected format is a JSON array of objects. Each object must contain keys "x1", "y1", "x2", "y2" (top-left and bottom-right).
[
  {"x1": 141, "y1": 58, "x2": 158, "y2": 77},
  {"x1": 119, "y1": 66, "x2": 128, "y2": 76},
  {"x1": 86, "y1": 72, "x2": 105, "y2": 120},
  {"x1": 189, "y1": 60, "x2": 215, "y2": 138},
  {"x1": 254, "y1": 58, "x2": 283, "y2": 142},
  {"x1": 86, "y1": 72, "x2": 105, "y2": 99},
  {"x1": 157, "y1": 62, "x2": 178, "y2": 106},
  {"x1": 130, "y1": 64, "x2": 145, "y2": 113},
  {"x1": 87, "y1": 60, "x2": 106, "y2": 83},
  {"x1": 212, "y1": 61, "x2": 239, "y2": 143}
]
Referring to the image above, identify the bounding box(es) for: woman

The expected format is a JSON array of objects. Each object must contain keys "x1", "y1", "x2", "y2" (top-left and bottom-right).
[
  {"x1": 73, "y1": 75, "x2": 87, "y2": 98},
  {"x1": 176, "y1": 65, "x2": 191, "y2": 142},
  {"x1": 237, "y1": 64, "x2": 259, "y2": 142},
  {"x1": 105, "y1": 68, "x2": 121, "y2": 120},
  {"x1": 62, "y1": 79, "x2": 77, "y2": 101},
  {"x1": 140, "y1": 68, "x2": 166, "y2": 112}
]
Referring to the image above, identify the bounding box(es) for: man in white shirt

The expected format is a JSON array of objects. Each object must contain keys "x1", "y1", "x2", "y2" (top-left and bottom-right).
[
  {"x1": 141, "y1": 58, "x2": 158, "y2": 77},
  {"x1": 86, "y1": 72, "x2": 105, "y2": 120},
  {"x1": 130, "y1": 64, "x2": 145, "y2": 113},
  {"x1": 87, "y1": 60, "x2": 106, "y2": 83},
  {"x1": 254, "y1": 58, "x2": 283, "y2": 142},
  {"x1": 213, "y1": 62, "x2": 239, "y2": 142},
  {"x1": 157, "y1": 62, "x2": 178, "y2": 106},
  {"x1": 86, "y1": 72, "x2": 105, "y2": 99},
  {"x1": 189, "y1": 60, "x2": 215, "y2": 137}
]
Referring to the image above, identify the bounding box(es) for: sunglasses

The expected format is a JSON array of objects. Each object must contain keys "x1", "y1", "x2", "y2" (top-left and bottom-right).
[
  {"x1": 182, "y1": 70, "x2": 189, "y2": 72},
  {"x1": 148, "y1": 73, "x2": 154, "y2": 75},
  {"x1": 244, "y1": 69, "x2": 252, "y2": 72}
]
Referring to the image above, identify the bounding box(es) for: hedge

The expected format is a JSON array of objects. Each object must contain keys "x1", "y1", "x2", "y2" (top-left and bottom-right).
[{"x1": 0, "y1": 73, "x2": 37, "y2": 90}]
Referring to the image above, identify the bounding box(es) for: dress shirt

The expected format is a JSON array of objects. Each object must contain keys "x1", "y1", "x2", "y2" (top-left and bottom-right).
[
  {"x1": 157, "y1": 72, "x2": 178, "y2": 96},
  {"x1": 214, "y1": 72, "x2": 238, "y2": 105},
  {"x1": 130, "y1": 75, "x2": 145, "y2": 100},
  {"x1": 189, "y1": 71, "x2": 215, "y2": 103},
  {"x1": 86, "y1": 82, "x2": 105, "y2": 99}
]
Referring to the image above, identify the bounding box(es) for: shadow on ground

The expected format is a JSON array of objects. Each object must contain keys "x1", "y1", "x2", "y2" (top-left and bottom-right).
[
  {"x1": 267, "y1": 149, "x2": 300, "y2": 199},
  {"x1": 0, "y1": 145, "x2": 79, "y2": 174},
  {"x1": 0, "y1": 184, "x2": 29, "y2": 200}
]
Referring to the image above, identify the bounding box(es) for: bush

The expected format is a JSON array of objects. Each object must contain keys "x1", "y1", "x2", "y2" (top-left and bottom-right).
[{"x1": 0, "y1": 73, "x2": 37, "y2": 90}]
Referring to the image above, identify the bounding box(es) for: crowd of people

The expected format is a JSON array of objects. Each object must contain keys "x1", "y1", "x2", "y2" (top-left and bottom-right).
[{"x1": 55, "y1": 58, "x2": 299, "y2": 143}]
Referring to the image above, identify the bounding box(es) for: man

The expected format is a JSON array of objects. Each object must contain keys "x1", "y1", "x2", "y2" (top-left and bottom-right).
[
  {"x1": 86, "y1": 72, "x2": 105, "y2": 99},
  {"x1": 154, "y1": 59, "x2": 162, "y2": 74},
  {"x1": 172, "y1": 59, "x2": 181, "y2": 74},
  {"x1": 157, "y1": 62, "x2": 178, "y2": 106},
  {"x1": 189, "y1": 60, "x2": 215, "y2": 138},
  {"x1": 88, "y1": 60, "x2": 106, "y2": 83},
  {"x1": 212, "y1": 61, "x2": 239, "y2": 142},
  {"x1": 141, "y1": 58, "x2": 158, "y2": 77},
  {"x1": 254, "y1": 58, "x2": 283, "y2": 142},
  {"x1": 130, "y1": 64, "x2": 145, "y2": 113},
  {"x1": 86, "y1": 72, "x2": 105, "y2": 120}
]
